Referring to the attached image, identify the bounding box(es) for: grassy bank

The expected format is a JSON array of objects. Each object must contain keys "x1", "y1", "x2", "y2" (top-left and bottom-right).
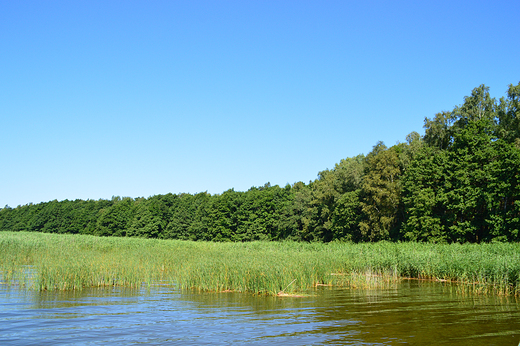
[{"x1": 1, "y1": 232, "x2": 519, "y2": 296}]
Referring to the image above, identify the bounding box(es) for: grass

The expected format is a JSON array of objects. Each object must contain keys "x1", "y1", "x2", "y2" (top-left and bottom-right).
[{"x1": 1, "y1": 231, "x2": 519, "y2": 296}]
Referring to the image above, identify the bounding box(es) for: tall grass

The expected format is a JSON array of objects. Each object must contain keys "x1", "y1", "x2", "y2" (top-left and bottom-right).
[{"x1": 1, "y1": 232, "x2": 519, "y2": 296}]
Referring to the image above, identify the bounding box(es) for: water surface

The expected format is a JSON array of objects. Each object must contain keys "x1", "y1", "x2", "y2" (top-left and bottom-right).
[{"x1": 1, "y1": 281, "x2": 519, "y2": 345}]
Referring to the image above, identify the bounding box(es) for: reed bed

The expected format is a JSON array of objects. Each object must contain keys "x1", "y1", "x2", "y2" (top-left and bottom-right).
[{"x1": 1, "y1": 232, "x2": 519, "y2": 296}]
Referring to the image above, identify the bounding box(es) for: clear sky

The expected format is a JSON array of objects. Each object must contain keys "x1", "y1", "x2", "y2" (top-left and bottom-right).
[{"x1": 1, "y1": 0, "x2": 519, "y2": 208}]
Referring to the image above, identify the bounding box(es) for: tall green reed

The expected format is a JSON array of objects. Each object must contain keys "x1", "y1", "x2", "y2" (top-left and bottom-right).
[{"x1": 1, "y1": 232, "x2": 519, "y2": 296}]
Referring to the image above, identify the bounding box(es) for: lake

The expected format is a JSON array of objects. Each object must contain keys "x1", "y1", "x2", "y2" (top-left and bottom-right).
[{"x1": 1, "y1": 280, "x2": 519, "y2": 345}]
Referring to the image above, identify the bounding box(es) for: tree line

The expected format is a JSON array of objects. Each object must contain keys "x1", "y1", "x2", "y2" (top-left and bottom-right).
[{"x1": 1, "y1": 83, "x2": 519, "y2": 243}]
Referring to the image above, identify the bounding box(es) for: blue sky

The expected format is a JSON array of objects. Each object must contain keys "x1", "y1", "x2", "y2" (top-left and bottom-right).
[{"x1": 1, "y1": 0, "x2": 519, "y2": 207}]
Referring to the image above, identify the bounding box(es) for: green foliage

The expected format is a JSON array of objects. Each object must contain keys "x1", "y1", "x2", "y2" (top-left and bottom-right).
[
  {"x1": 3, "y1": 232, "x2": 520, "y2": 296},
  {"x1": 277, "y1": 181, "x2": 313, "y2": 241},
  {"x1": 402, "y1": 147, "x2": 450, "y2": 242},
  {"x1": 331, "y1": 190, "x2": 362, "y2": 241},
  {"x1": 403, "y1": 82, "x2": 520, "y2": 243},
  {"x1": 496, "y1": 82, "x2": 520, "y2": 145},
  {"x1": 163, "y1": 192, "x2": 210, "y2": 240},
  {"x1": 359, "y1": 142, "x2": 402, "y2": 241},
  {"x1": 1, "y1": 83, "x2": 519, "y2": 244},
  {"x1": 298, "y1": 155, "x2": 366, "y2": 242},
  {"x1": 423, "y1": 111, "x2": 454, "y2": 150},
  {"x1": 95, "y1": 197, "x2": 135, "y2": 237}
]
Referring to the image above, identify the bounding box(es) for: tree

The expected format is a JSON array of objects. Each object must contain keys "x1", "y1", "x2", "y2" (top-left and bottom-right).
[
  {"x1": 331, "y1": 190, "x2": 362, "y2": 241},
  {"x1": 424, "y1": 111, "x2": 454, "y2": 150},
  {"x1": 95, "y1": 197, "x2": 135, "y2": 237},
  {"x1": 497, "y1": 82, "x2": 520, "y2": 145},
  {"x1": 359, "y1": 142, "x2": 402, "y2": 241},
  {"x1": 277, "y1": 181, "x2": 314, "y2": 241},
  {"x1": 404, "y1": 83, "x2": 520, "y2": 243},
  {"x1": 163, "y1": 192, "x2": 210, "y2": 240},
  {"x1": 401, "y1": 146, "x2": 450, "y2": 242}
]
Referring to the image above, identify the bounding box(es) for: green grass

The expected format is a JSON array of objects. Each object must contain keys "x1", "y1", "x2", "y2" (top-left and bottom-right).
[{"x1": 1, "y1": 231, "x2": 519, "y2": 296}]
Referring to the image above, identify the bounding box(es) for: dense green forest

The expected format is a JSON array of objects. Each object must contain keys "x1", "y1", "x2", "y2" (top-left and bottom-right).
[{"x1": 2, "y1": 83, "x2": 519, "y2": 243}]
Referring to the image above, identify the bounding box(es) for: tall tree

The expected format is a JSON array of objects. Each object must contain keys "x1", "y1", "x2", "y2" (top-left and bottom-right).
[
  {"x1": 497, "y1": 82, "x2": 520, "y2": 145},
  {"x1": 401, "y1": 146, "x2": 450, "y2": 242},
  {"x1": 359, "y1": 142, "x2": 402, "y2": 241}
]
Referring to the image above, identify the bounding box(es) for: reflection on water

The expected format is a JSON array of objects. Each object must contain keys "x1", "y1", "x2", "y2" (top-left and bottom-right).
[{"x1": 0, "y1": 281, "x2": 519, "y2": 345}]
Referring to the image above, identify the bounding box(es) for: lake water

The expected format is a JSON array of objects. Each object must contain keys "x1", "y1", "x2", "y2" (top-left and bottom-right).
[{"x1": 1, "y1": 281, "x2": 519, "y2": 345}]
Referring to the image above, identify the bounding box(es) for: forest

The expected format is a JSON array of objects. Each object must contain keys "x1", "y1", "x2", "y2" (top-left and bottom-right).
[{"x1": 1, "y1": 83, "x2": 519, "y2": 243}]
